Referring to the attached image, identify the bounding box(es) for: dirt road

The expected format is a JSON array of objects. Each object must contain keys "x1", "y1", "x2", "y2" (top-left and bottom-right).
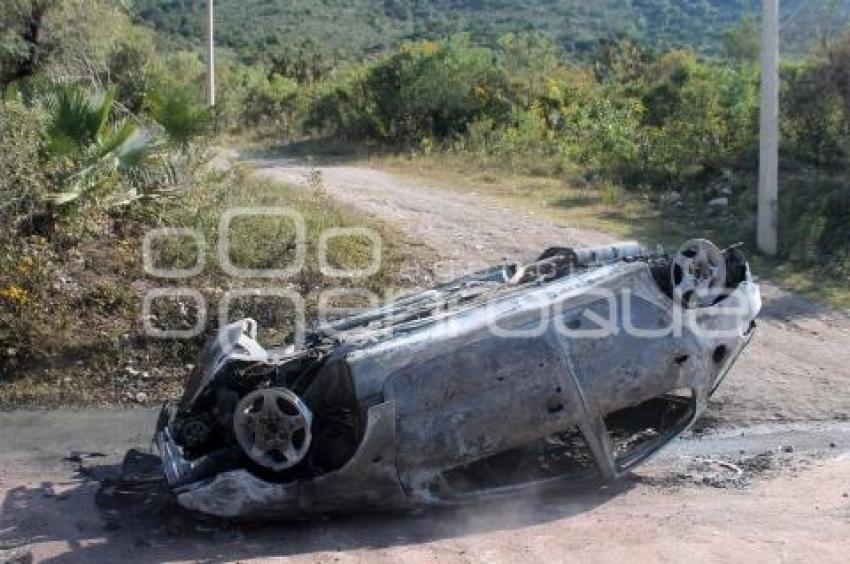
[
  {"x1": 2, "y1": 411, "x2": 848, "y2": 563},
  {"x1": 3, "y1": 158, "x2": 850, "y2": 563}
]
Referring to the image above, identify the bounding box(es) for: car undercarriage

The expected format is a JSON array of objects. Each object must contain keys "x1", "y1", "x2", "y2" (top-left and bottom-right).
[{"x1": 154, "y1": 239, "x2": 761, "y2": 518}]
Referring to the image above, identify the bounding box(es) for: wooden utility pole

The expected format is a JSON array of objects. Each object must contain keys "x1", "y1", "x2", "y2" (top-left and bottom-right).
[
  {"x1": 206, "y1": 0, "x2": 215, "y2": 107},
  {"x1": 758, "y1": 0, "x2": 779, "y2": 256}
]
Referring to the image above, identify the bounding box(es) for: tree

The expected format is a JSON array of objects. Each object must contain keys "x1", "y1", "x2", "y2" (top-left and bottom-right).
[
  {"x1": 722, "y1": 14, "x2": 760, "y2": 64},
  {"x1": 592, "y1": 37, "x2": 653, "y2": 84},
  {"x1": 0, "y1": 1, "x2": 58, "y2": 87},
  {"x1": 497, "y1": 32, "x2": 560, "y2": 103},
  {"x1": 367, "y1": 38, "x2": 508, "y2": 140},
  {"x1": 43, "y1": 0, "x2": 137, "y2": 86},
  {"x1": 0, "y1": 0, "x2": 153, "y2": 92}
]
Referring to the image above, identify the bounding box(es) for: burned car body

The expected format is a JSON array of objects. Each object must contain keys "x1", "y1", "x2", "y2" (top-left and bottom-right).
[{"x1": 156, "y1": 240, "x2": 760, "y2": 518}]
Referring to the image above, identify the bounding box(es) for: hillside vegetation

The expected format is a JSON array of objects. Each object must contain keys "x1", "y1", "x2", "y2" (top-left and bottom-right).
[
  {"x1": 0, "y1": 0, "x2": 426, "y2": 405},
  {"x1": 133, "y1": 0, "x2": 850, "y2": 61}
]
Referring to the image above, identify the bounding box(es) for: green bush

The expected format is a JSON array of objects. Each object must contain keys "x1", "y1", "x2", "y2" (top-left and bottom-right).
[
  {"x1": 781, "y1": 52, "x2": 850, "y2": 167},
  {"x1": 304, "y1": 38, "x2": 510, "y2": 143},
  {"x1": 300, "y1": 37, "x2": 759, "y2": 189},
  {"x1": 302, "y1": 61, "x2": 384, "y2": 139},
  {"x1": 368, "y1": 38, "x2": 510, "y2": 141}
]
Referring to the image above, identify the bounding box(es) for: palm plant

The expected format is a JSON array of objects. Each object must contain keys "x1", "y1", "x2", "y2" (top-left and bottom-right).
[
  {"x1": 44, "y1": 83, "x2": 153, "y2": 205},
  {"x1": 145, "y1": 83, "x2": 210, "y2": 146}
]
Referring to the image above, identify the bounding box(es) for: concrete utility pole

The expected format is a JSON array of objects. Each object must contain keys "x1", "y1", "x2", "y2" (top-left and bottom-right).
[
  {"x1": 758, "y1": 0, "x2": 779, "y2": 256},
  {"x1": 206, "y1": 0, "x2": 215, "y2": 107}
]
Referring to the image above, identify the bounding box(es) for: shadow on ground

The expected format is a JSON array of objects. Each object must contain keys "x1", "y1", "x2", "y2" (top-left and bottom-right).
[
  {"x1": 551, "y1": 194, "x2": 602, "y2": 208},
  {"x1": 239, "y1": 137, "x2": 393, "y2": 166},
  {"x1": 1, "y1": 454, "x2": 633, "y2": 563}
]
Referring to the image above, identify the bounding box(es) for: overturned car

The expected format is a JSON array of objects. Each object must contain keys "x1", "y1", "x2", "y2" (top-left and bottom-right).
[{"x1": 155, "y1": 239, "x2": 760, "y2": 518}]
